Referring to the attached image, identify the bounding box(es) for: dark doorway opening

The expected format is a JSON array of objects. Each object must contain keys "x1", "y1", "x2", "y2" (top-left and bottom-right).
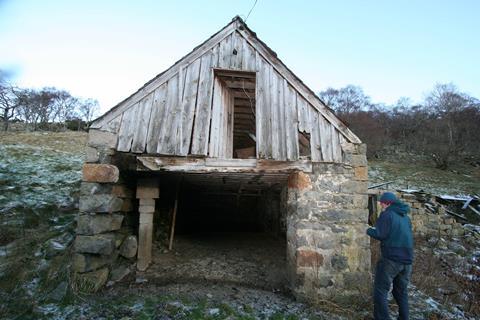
[
  {"x1": 145, "y1": 172, "x2": 289, "y2": 290},
  {"x1": 214, "y1": 70, "x2": 257, "y2": 159}
]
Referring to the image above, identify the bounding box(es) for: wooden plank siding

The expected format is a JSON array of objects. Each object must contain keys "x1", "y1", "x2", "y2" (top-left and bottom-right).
[
  {"x1": 131, "y1": 92, "x2": 153, "y2": 153},
  {"x1": 190, "y1": 46, "x2": 218, "y2": 155},
  {"x1": 178, "y1": 58, "x2": 201, "y2": 155},
  {"x1": 146, "y1": 84, "x2": 168, "y2": 153},
  {"x1": 103, "y1": 19, "x2": 357, "y2": 163},
  {"x1": 116, "y1": 103, "x2": 137, "y2": 152}
]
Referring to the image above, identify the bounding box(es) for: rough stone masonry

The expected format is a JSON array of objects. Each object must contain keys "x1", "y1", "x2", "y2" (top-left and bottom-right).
[
  {"x1": 286, "y1": 143, "x2": 371, "y2": 304},
  {"x1": 73, "y1": 129, "x2": 137, "y2": 291}
]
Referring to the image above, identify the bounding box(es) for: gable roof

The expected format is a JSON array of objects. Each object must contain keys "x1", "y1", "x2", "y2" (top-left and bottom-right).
[{"x1": 91, "y1": 16, "x2": 360, "y2": 145}]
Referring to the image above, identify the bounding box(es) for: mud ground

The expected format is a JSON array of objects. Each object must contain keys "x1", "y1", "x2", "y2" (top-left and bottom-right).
[{"x1": 143, "y1": 232, "x2": 288, "y2": 292}]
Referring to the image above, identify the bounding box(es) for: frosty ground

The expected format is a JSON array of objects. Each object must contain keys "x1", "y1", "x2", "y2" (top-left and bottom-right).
[{"x1": 0, "y1": 131, "x2": 478, "y2": 319}]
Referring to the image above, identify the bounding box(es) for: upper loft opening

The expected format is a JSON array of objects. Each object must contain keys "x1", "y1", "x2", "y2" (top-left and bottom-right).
[{"x1": 214, "y1": 69, "x2": 256, "y2": 159}]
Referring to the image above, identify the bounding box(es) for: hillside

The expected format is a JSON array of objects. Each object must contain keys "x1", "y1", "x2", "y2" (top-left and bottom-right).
[{"x1": 370, "y1": 159, "x2": 480, "y2": 196}]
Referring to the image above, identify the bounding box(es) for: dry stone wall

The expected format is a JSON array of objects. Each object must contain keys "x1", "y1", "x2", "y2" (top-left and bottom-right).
[
  {"x1": 286, "y1": 143, "x2": 371, "y2": 305},
  {"x1": 73, "y1": 129, "x2": 137, "y2": 291},
  {"x1": 369, "y1": 190, "x2": 466, "y2": 238},
  {"x1": 401, "y1": 193, "x2": 466, "y2": 237}
]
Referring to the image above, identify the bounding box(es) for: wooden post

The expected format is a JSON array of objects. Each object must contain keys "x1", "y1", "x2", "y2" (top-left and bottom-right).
[
  {"x1": 168, "y1": 181, "x2": 181, "y2": 251},
  {"x1": 136, "y1": 178, "x2": 159, "y2": 271}
]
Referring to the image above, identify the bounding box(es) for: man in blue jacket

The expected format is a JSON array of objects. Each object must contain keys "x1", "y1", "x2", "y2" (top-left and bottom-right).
[{"x1": 367, "y1": 192, "x2": 414, "y2": 320}]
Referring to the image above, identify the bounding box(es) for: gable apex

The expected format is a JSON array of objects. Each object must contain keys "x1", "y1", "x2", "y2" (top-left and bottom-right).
[{"x1": 92, "y1": 17, "x2": 361, "y2": 145}]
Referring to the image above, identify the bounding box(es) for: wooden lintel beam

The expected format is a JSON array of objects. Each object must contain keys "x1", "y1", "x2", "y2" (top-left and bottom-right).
[
  {"x1": 222, "y1": 80, "x2": 256, "y2": 90},
  {"x1": 214, "y1": 69, "x2": 256, "y2": 79},
  {"x1": 137, "y1": 156, "x2": 312, "y2": 173}
]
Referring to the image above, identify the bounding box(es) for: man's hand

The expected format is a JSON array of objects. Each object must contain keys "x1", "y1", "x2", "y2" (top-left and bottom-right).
[{"x1": 366, "y1": 226, "x2": 375, "y2": 235}]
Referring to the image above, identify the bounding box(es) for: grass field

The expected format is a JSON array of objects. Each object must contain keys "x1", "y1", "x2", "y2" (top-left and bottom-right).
[{"x1": 369, "y1": 159, "x2": 480, "y2": 196}]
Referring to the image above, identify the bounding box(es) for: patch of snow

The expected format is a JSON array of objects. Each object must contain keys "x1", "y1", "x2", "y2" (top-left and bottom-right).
[
  {"x1": 130, "y1": 302, "x2": 144, "y2": 312},
  {"x1": 208, "y1": 308, "x2": 220, "y2": 316},
  {"x1": 135, "y1": 277, "x2": 147, "y2": 284},
  {"x1": 464, "y1": 224, "x2": 480, "y2": 233},
  {"x1": 438, "y1": 195, "x2": 471, "y2": 201},
  {"x1": 425, "y1": 297, "x2": 440, "y2": 310},
  {"x1": 398, "y1": 189, "x2": 422, "y2": 193}
]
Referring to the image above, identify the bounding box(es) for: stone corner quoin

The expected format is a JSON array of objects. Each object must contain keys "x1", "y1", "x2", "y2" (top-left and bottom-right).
[{"x1": 82, "y1": 163, "x2": 120, "y2": 183}]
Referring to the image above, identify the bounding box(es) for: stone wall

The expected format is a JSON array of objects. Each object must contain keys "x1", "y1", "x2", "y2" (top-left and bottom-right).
[
  {"x1": 402, "y1": 193, "x2": 466, "y2": 237},
  {"x1": 286, "y1": 143, "x2": 371, "y2": 305},
  {"x1": 73, "y1": 129, "x2": 137, "y2": 291},
  {"x1": 369, "y1": 190, "x2": 466, "y2": 238}
]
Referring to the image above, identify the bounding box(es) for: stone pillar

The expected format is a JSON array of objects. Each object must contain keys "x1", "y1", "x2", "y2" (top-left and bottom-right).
[
  {"x1": 73, "y1": 129, "x2": 136, "y2": 292},
  {"x1": 286, "y1": 143, "x2": 371, "y2": 305},
  {"x1": 136, "y1": 178, "x2": 159, "y2": 271}
]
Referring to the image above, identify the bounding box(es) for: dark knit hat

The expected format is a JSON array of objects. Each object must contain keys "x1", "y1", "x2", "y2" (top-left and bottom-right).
[{"x1": 379, "y1": 192, "x2": 397, "y2": 204}]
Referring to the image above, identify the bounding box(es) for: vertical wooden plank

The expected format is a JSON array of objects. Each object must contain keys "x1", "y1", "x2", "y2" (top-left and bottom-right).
[
  {"x1": 146, "y1": 83, "x2": 168, "y2": 154},
  {"x1": 338, "y1": 134, "x2": 347, "y2": 162},
  {"x1": 191, "y1": 49, "x2": 217, "y2": 155},
  {"x1": 221, "y1": 86, "x2": 229, "y2": 157},
  {"x1": 297, "y1": 96, "x2": 310, "y2": 133},
  {"x1": 230, "y1": 31, "x2": 242, "y2": 70},
  {"x1": 219, "y1": 85, "x2": 227, "y2": 158},
  {"x1": 262, "y1": 59, "x2": 272, "y2": 158},
  {"x1": 270, "y1": 70, "x2": 280, "y2": 159},
  {"x1": 208, "y1": 77, "x2": 223, "y2": 157},
  {"x1": 331, "y1": 128, "x2": 343, "y2": 162},
  {"x1": 218, "y1": 85, "x2": 234, "y2": 158},
  {"x1": 277, "y1": 74, "x2": 287, "y2": 160},
  {"x1": 131, "y1": 93, "x2": 154, "y2": 153},
  {"x1": 210, "y1": 43, "x2": 220, "y2": 68},
  {"x1": 241, "y1": 35, "x2": 257, "y2": 71},
  {"x1": 157, "y1": 74, "x2": 179, "y2": 154},
  {"x1": 226, "y1": 89, "x2": 234, "y2": 158},
  {"x1": 309, "y1": 109, "x2": 322, "y2": 162},
  {"x1": 218, "y1": 85, "x2": 226, "y2": 157},
  {"x1": 179, "y1": 58, "x2": 202, "y2": 155},
  {"x1": 102, "y1": 114, "x2": 122, "y2": 134},
  {"x1": 284, "y1": 82, "x2": 299, "y2": 160},
  {"x1": 255, "y1": 52, "x2": 265, "y2": 158},
  {"x1": 339, "y1": 133, "x2": 347, "y2": 145},
  {"x1": 291, "y1": 92, "x2": 300, "y2": 160},
  {"x1": 116, "y1": 104, "x2": 138, "y2": 152},
  {"x1": 284, "y1": 80, "x2": 292, "y2": 160},
  {"x1": 319, "y1": 114, "x2": 333, "y2": 162},
  {"x1": 255, "y1": 54, "x2": 272, "y2": 158},
  {"x1": 170, "y1": 66, "x2": 186, "y2": 154},
  {"x1": 218, "y1": 33, "x2": 232, "y2": 69}
]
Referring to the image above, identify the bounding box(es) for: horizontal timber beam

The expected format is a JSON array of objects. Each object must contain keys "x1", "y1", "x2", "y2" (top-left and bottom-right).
[{"x1": 137, "y1": 156, "x2": 312, "y2": 173}]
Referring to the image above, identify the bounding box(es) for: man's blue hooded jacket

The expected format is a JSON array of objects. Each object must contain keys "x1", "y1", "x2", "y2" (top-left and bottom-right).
[{"x1": 367, "y1": 200, "x2": 414, "y2": 264}]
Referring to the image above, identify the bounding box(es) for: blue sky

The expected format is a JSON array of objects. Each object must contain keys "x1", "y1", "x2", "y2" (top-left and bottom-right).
[{"x1": 1, "y1": 0, "x2": 479, "y2": 113}]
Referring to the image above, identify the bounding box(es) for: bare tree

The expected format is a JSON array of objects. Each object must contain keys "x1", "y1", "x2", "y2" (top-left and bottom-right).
[
  {"x1": 0, "y1": 72, "x2": 20, "y2": 131},
  {"x1": 318, "y1": 83, "x2": 480, "y2": 166},
  {"x1": 79, "y1": 98, "x2": 99, "y2": 126},
  {"x1": 424, "y1": 83, "x2": 475, "y2": 168},
  {"x1": 16, "y1": 88, "x2": 57, "y2": 131},
  {"x1": 51, "y1": 90, "x2": 79, "y2": 130},
  {"x1": 319, "y1": 85, "x2": 372, "y2": 116}
]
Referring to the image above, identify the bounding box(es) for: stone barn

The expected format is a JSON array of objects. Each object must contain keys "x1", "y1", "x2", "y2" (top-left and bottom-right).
[{"x1": 74, "y1": 16, "x2": 370, "y2": 303}]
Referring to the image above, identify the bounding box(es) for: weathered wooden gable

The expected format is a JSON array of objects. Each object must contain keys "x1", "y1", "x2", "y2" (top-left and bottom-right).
[{"x1": 91, "y1": 17, "x2": 361, "y2": 162}]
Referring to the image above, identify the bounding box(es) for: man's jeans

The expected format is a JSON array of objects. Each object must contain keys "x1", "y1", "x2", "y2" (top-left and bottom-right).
[{"x1": 374, "y1": 258, "x2": 412, "y2": 320}]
